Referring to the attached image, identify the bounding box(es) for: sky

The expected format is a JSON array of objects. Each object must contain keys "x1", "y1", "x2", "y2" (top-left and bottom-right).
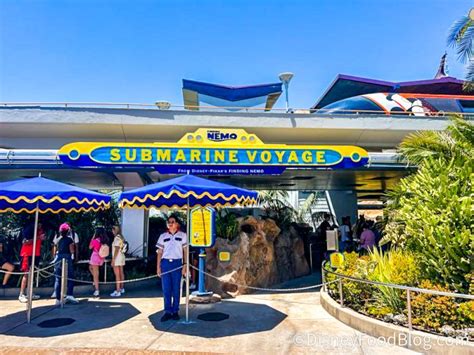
[{"x1": 0, "y1": 0, "x2": 472, "y2": 109}]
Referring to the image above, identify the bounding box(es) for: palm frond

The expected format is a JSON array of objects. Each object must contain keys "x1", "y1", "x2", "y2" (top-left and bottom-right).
[
  {"x1": 398, "y1": 131, "x2": 454, "y2": 164},
  {"x1": 447, "y1": 116, "x2": 474, "y2": 147},
  {"x1": 464, "y1": 59, "x2": 474, "y2": 84},
  {"x1": 456, "y1": 24, "x2": 474, "y2": 62},
  {"x1": 296, "y1": 192, "x2": 316, "y2": 223},
  {"x1": 447, "y1": 16, "x2": 471, "y2": 48}
]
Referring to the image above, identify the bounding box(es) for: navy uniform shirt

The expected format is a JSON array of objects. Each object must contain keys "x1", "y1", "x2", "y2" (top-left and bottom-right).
[{"x1": 156, "y1": 231, "x2": 187, "y2": 260}]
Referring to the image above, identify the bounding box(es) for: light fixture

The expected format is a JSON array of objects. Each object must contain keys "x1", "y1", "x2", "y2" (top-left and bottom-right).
[
  {"x1": 155, "y1": 101, "x2": 171, "y2": 110},
  {"x1": 278, "y1": 72, "x2": 294, "y2": 83},
  {"x1": 278, "y1": 72, "x2": 294, "y2": 113}
]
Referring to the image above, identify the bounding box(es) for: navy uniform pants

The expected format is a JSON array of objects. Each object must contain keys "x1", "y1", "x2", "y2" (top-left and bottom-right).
[
  {"x1": 161, "y1": 259, "x2": 182, "y2": 314},
  {"x1": 54, "y1": 254, "x2": 74, "y2": 299}
]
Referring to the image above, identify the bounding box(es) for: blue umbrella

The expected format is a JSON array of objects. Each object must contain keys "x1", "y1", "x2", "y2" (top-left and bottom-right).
[
  {"x1": 0, "y1": 177, "x2": 111, "y2": 213},
  {"x1": 120, "y1": 174, "x2": 258, "y2": 209},
  {"x1": 119, "y1": 174, "x2": 258, "y2": 322},
  {"x1": 0, "y1": 176, "x2": 111, "y2": 323}
]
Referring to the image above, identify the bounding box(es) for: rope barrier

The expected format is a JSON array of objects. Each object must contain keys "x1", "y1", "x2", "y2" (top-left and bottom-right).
[
  {"x1": 3, "y1": 260, "x2": 334, "y2": 292},
  {"x1": 39, "y1": 265, "x2": 183, "y2": 285},
  {"x1": 0, "y1": 260, "x2": 60, "y2": 275},
  {"x1": 189, "y1": 265, "x2": 336, "y2": 292}
]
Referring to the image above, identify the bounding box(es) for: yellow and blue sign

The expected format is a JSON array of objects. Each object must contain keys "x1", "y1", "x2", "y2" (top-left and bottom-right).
[
  {"x1": 58, "y1": 128, "x2": 369, "y2": 175},
  {"x1": 329, "y1": 252, "x2": 345, "y2": 269},
  {"x1": 190, "y1": 206, "x2": 215, "y2": 248}
]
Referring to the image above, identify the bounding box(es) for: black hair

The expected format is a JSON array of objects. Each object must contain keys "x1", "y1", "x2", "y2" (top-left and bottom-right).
[
  {"x1": 167, "y1": 214, "x2": 181, "y2": 226},
  {"x1": 93, "y1": 227, "x2": 109, "y2": 244}
]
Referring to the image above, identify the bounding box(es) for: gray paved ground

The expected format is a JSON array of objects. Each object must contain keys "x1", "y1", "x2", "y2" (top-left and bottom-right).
[{"x1": 0, "y1": 274, "x2": 420, "y2": 354}]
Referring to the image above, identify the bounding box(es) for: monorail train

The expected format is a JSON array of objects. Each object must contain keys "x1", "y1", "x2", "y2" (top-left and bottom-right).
[{"x1": 317, "y1": 93, "x2": 474, "y2": 116}]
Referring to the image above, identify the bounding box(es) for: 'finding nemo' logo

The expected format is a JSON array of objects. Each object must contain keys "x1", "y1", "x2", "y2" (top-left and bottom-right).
[
  {"x1": 57, "y1": 128, "x2": 369, "y2": 174},
  {"x1": 207, "y1": 130, "x2": 238, "y2": 142}
]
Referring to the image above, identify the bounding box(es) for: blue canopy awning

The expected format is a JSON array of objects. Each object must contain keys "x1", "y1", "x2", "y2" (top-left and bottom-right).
[
  {"x1": 0, "y1": 177, "x2": 111, "y2": 213},
  {"x1": 119, "y1": 174, "x2": 258, "y2": 210}
]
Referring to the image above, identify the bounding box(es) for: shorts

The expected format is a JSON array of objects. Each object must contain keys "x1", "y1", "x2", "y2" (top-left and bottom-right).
[
  {"x1": 0, "y1": 255, "x2": 11, "y2": 267},
  {"x1": 113, "y1": 253, "x2": 125, "y2": 267},
  {"x1": 89, "y1": 252, "x2": 104, "y2": 266},
  {"x1": 20, "y1": 256, "x2": 39, "y2": 272}
]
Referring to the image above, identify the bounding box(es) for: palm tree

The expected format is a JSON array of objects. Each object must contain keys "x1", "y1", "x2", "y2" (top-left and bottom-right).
[
  {"x1": 384, "y1": 117, "x2": 473, "y2": 291},
  {"x1": 447, "y1": 9, "x2": 474, "y2": 83},
  {"x1": 398, "y1": 116, "x2": 474, "y2": 165}
]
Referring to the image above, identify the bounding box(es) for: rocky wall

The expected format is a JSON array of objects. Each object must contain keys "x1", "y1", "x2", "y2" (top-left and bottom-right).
[{"x1": 205, "y1": 217, "x2": 309, "y2": 297}]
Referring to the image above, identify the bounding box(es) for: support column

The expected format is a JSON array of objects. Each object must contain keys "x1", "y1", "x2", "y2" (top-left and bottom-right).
[
  {"x1": 115, "y1": 173, "x2": 149, "y2": 257},
  {"x1": 122, "y1": 209, "x2": 148, "y2": 257},
  {"x1": 325, "y1": 190, "x2": 358, "y2": 226}
]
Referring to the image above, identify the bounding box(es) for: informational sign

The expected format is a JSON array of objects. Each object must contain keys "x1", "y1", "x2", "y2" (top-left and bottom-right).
[
  {"x1": 330, "y1": 252, "x2": 345, "y2": 269},
  {"x1": 218, "y1": 250, "x2": 231, "y2": 263},
  {"x1": 326, "y1": 230, "x2": 338, "y2": 251},
  {"x1": 58, "y1": 128, "x2": 369, "y2": 175},
  {"x1": 190, "y1": 206, "x2": 215, "y2": 248}
]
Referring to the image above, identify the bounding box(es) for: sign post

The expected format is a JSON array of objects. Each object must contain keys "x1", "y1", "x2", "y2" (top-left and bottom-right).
[{"x1": 189, "y1": 206, "x2": 215, "y2": 296}]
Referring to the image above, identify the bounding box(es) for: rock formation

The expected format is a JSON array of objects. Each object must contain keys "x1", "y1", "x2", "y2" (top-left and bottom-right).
[{"x1": 205, "y1": 217, "x2": 310, "y2": 297}]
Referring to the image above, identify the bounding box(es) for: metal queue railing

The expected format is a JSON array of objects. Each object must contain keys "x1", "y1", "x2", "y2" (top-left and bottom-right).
[{"x1": 321, "y1": 260, "x2": 474, "y2": 332}]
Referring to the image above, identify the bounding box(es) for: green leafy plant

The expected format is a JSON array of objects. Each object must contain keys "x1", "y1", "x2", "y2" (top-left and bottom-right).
[
  {"x1": 411, "y1": 280, "x2": 468, "y2": 330},
  {"x1": 325, "y1": 252, "x2": 374, "y2": 309},
  {"x1": 215, "y1": 209, "x2": 239, "y2": 241},
  {"x1": 385, "y1": 117, "x2": 473, "y2": 293},
  {"x1": 367, "y1": 248, "x2": 420, "y2": 314}
]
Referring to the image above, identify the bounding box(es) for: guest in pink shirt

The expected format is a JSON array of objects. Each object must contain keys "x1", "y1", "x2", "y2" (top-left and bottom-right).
[
  {"x1": 360, "y1": 224, "x2": 376, "y2": 251},
  {"x1": 89, "y1": 227, "x2": 108, "y2": 297}
]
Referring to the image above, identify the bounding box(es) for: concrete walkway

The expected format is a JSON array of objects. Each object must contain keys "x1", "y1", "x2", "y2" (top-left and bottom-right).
[{"x1": 0, "y1": 275, "x2": 419, "y2": 354}]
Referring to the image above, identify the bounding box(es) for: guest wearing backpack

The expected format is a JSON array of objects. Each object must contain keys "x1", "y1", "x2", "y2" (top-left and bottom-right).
[
  {"x1": 110, "y1": 225, "x2": 126, "y2": 297},
  {"x1": 89, "y1": 227, "x2": 109, "y2": 297}
]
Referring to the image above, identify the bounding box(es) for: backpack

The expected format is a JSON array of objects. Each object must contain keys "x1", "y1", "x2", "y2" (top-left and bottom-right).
[
  {"x1": 120, "y1": 239, "x2": 129, "y2": 254},
  {"x1": 99, "y1": 244, "x2": 110, "y2": 258}
]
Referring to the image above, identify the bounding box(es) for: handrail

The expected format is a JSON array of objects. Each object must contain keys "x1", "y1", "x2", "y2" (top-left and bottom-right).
[
  {"x1": 1, "y1": 102, "x2": 473, "y2": 118},
  {"x1": 322, "y1": 260, "x2": 474, "y2": 300}
]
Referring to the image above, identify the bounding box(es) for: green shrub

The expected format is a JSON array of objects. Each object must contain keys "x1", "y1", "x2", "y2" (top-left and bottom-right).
[
  {"x1": 325, "y1": 252, "x2": 373, "y2": 308},
  {"x1": 367, "y1": 249, "x2": 420, "y2": 314},
  {"x1": 385, "y1": 118, "x2": 473, "y2": 293},
  {"x1": 411, "y1": 280, "x2": 469, "y2": 330},
  {"x1": 215, "y1": 210, "x2": 239, "y2": 241},
  {"x1": 457, "y1": 301, "x2": 474, "y2": 324}
]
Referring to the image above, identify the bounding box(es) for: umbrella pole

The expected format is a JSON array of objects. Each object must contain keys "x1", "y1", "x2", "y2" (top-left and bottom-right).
[
  {"x1": 27, "y1": 201, "x2": 39, "y2": 324},
  {"x1": 185, "y1": 197, "x2": 190, "y2": 323}
]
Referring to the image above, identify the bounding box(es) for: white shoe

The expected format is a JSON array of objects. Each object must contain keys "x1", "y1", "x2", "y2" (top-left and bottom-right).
[
  {"x1": 110, "y1": 290, "x2": 121, "y2": 297},
  {"x1": 93, "y1": 290, "x2": 100, "y2": 297},
  {"x1": 65, "y1": 295, "x2": 79, "y2": 304},
  {"x1": 18, "y1": 294, "x2": 28, "y2": 303},
  {"x1": 120, "y1": 288, "x2": 125, "y2": 294},
  {"x1": 50, "y1": 291, "x2": 56, "y2": 298},
  {"x1": 190, "y1": 283, "x2": 197, "y2": 290}
]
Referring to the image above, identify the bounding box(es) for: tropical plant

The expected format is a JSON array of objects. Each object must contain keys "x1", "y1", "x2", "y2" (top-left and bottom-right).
[
  {"x1": 325, "y1": 252, "x2": 374, "y2": 309},
  {"x1": 410, "y1": 280, "x2": 471, "y2": 330},
  {"x1": 367, "y1": 249, "x2": 420, "y2": 314},
  {"x1": 447, "y1": 9, "x2": 474, "y2": 84},
  {"x1": 385, "y1": 117, "x2": 473, "y2": 293},
  {"x1": 215, "y1": 209, "x2": 239, "y2": 241},
  {"x1": 259, "y1": 190, "x2": 322, "y2": 229}
]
